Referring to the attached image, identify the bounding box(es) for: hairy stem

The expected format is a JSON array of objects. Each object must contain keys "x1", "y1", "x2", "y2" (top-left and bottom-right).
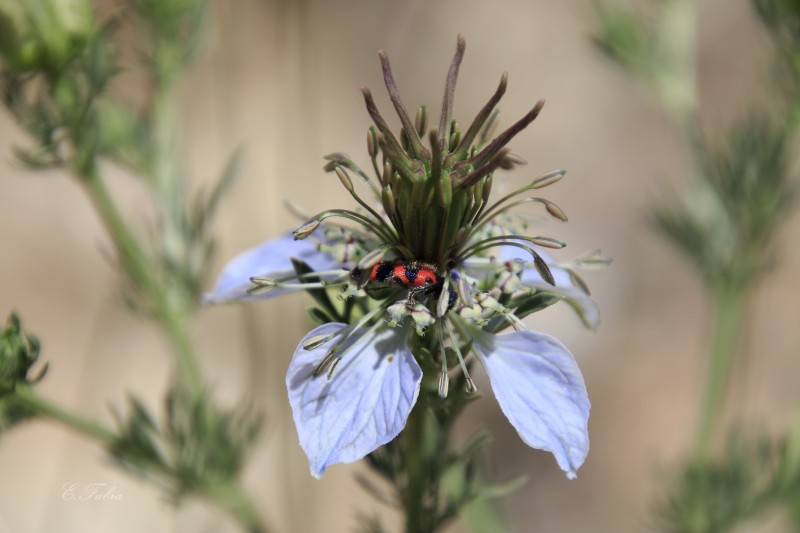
[{"x1": 403, "y1": 392, "x2": 437, "y2": 533}]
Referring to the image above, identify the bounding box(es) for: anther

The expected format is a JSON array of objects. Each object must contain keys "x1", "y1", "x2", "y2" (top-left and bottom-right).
[
  {"x1": 367, "y1": 126, "x2": 378, "y2": 158},
  {"x1": 530, "y1": 236, "x2": 566, "y2": 249},
  {"x1": 438, "y1": 371, "x2": 450, "y2": 399},
  {"x1": 250, "y1": 277, "x2": 277, "y2": 287},
  {"x1": 530, "y1": 169, "x2": 566, "y2": 189},
  {"x1": 334, "y1": 166, "x2": 354, "y2": 193},
  {"x1": 327, "y1": 357, "x2": 342, "y2": 380},
  {"x1": 313, "y1": 350, "x2": 338, "y2": 377},
  {"x1": 544, "y1": 200, "x2": 568, "y2": 222},
  {"x1": 293, "y1": 218, "x2": 320, "y2": 240},
  {"x1": 303, "y1": 334, "x2": 331, "y2": 351},
  {"x1": 436, "y1": 276, "x2": 452, "y2": 318},
  {"x1": 438, "y1": 324, "x2": 450, "y2": 399}
]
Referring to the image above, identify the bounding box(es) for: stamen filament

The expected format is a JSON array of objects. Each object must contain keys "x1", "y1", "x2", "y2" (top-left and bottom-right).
[
  {"x1": 456, "y1": 234, "x2": 565, "y2": 261},
  {"x1": 473, "y1": 169, "x2": 565, "y2": 223},
  {"x1": 248, "y1": 278, "x2": 349, "y2": 292},
  {"x1": 503, "y1": 312, "x2": 527, "y2": 331},
  {"x1": 456, "y1": 241, "x2": 554, "y2": 285},
  {"x1": 312, "y1": 209, "x2": 398, "y2": 244},
  {"x1": 472, "y1": 197, "x2": 563, "y2": 234},
  {"x1": 334, "y1": 165, "x2": 399, "y2": 242},
  {"x1": 444, "y1": 319, "x2": 477, "y2": 394},
  {"x1": 326, "y1": 317, "x2": 386, "y2": 380},
  {"x1": 324, "y1": 153, "x2": 382, "y2": 199}
]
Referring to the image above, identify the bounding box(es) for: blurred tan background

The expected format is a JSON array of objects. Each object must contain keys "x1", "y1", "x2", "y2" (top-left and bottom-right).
[{"x1": 2, "y1": 0, "x2": 800, "y2": 532}]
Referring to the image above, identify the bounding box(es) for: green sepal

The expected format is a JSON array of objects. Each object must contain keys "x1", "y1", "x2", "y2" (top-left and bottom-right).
[
  {"x1": 514, "y1": 291, "x2": 563, "y2": 319},
  {"x1": 307, "y1": 306, "x2": 338, "y2": 326}
]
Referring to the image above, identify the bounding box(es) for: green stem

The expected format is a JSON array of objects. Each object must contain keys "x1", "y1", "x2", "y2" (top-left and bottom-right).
[
  {"x1": 14, "y1": 385, "x2": 117, "y2": 445},
  {"x1": 16, "y1": 386, "x2": 269, "y2": 533},
  {"x1": 199, "y1": 481, "x2": 269, "y2": 533},
  {"x1": 404, "y1": 393, "x2": 429, "y2": 533},
  {"x1": 693, "y1": 289, "x2": 747, "y2": 463},
  {"x1": 82, "y1": 168, "x2": 203, "y2": 394}
]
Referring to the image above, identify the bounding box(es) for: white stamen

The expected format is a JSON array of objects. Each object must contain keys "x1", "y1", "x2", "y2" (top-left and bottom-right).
[
  {"x1": 438, "y1": 324, "x2": 450, "y2": 399},
  {"x1": 438, "y1": 371, "x2": 450, "y2": 399},
  {"x1": 303, "y1": 334, "x2": 331, "y2": 350},
  {"x1": 444, "y1": 319, "x2": 477, "y2": 394},
  {"x1": 324, "y1": 309, "x2": 387, "y2": 380},
  {"x1": 436, "y1": 275, "x2": 452, "y2": 318}
]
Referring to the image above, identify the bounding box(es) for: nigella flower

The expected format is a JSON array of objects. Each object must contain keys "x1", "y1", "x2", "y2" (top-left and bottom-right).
[{"x1": 206, "y1": 36, "x2": 607, "y2": 480}]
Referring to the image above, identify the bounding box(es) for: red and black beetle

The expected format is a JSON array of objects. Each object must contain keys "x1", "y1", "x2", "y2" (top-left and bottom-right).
[{"x1": 351, "y1": 260, "x2": 458, "y2": 310}]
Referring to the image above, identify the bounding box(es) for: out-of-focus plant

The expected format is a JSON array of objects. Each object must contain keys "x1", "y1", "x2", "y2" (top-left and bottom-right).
[
  {"x1": 595, "y1": 0, "x2": 800, "y2": 531},
  {"x1": 0, "y1": 0, "x2": 265, "y2": 531}
]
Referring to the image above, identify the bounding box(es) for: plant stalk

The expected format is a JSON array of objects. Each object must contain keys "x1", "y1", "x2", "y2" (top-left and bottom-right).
[{"x1": 693, "y1": 288, "x2": 747, "y2": 463}]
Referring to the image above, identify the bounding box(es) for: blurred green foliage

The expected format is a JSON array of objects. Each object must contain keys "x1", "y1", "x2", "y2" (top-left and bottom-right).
[
  {"x1": 0, "y1": 313, "x2": 45, "y2": 431},
  {"x1": 595, "y1": 0, "x2": 800, "y2": 531},
  {"x1": 0, "y1": 1, "x2": 264, "y2": 531}
]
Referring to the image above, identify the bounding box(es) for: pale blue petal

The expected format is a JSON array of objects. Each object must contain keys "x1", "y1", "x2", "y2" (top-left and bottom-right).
[
  {"x1": 203, "y1": 234, "x2": 339, "y2": 304},
  {"x1": 286, "y1": 323, "x2": 422, "y2": 478},
  {"x1": 473, "y1": 329, "x2": 590, "y2": 479}
]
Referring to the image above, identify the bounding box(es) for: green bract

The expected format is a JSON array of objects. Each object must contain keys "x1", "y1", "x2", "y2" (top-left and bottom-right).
[
  {"x1": 0, "y1": 313, "x2": 43, "y2": 396},
  {"x1": 305, "y1": 35, "x2": 558, "y2": 283}
]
